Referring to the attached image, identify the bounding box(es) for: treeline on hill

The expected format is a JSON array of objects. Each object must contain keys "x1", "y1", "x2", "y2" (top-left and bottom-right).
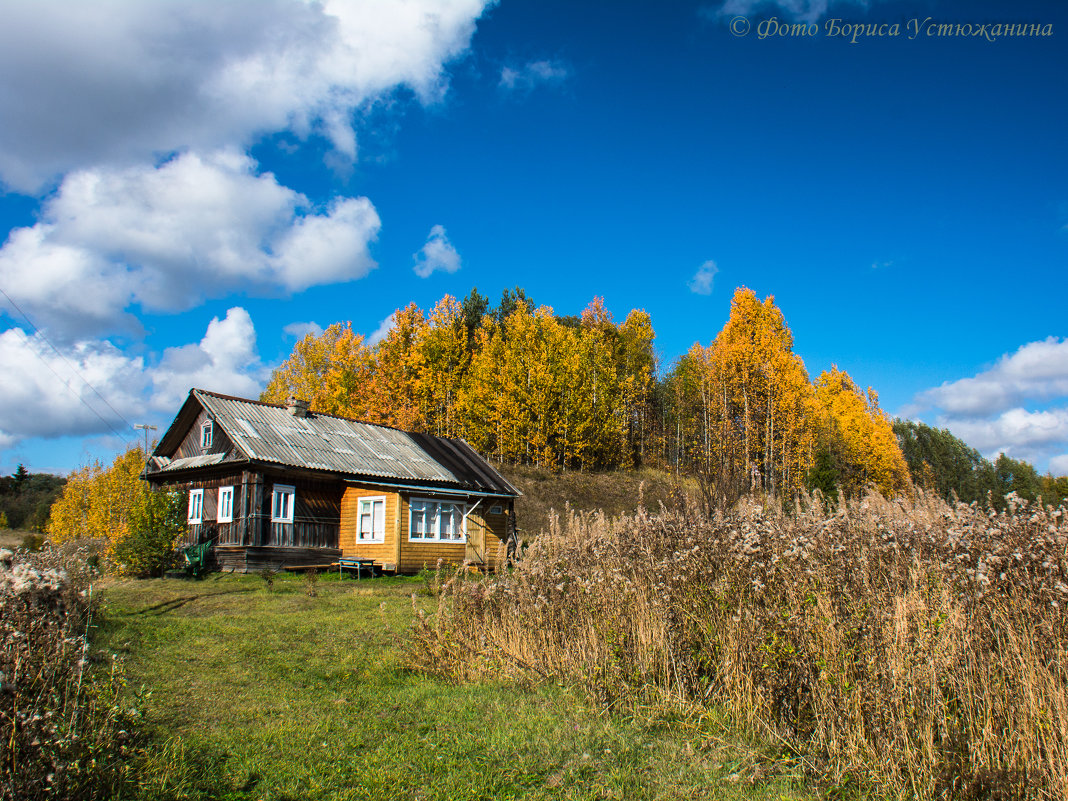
[
  {"x1": 262, "y1": 286, "x2": 1064, "y2": 506},
  {"x1": 895, "y1": 419, "x2": 1068, "y2": 507},
  {"x1": 0, "y1": 465, "x2": 65, "y2": 532}
]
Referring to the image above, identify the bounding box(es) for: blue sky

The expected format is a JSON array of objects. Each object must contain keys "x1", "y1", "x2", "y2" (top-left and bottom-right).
[{"x1": 0, "y1": 0, "x2": 1066, "y2": 476}]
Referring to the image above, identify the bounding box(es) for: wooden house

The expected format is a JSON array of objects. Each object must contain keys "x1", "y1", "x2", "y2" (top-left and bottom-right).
[{"x1": 143, "y1": 389, "x2": 521, "y2": 574}]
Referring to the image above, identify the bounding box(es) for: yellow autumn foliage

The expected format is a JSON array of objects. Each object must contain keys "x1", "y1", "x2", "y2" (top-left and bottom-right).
[
  {"x1": 671, "y1": 288, "x2": 816, "y2": 499},
  {"x1": 814, "y1": 366, "x2": 911, "y2": 497},
  {"x1": 47, "y1": 447, "x2": 145, "y2": 550},
  {"x1": 259, "y1": 287, "x2": 911, "y2": 500}
]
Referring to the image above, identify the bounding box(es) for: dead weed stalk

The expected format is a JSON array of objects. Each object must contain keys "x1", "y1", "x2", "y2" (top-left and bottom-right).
[{"x1": 407, "y1": 491, "x2": 1068, "y2": 799}]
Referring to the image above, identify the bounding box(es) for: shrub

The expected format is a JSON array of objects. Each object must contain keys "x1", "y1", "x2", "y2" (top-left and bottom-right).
[
  {"x1": 109, "y1": 488, "x2": 184, "y2": 578},
  {"x1": 409, "y1": 492, "x2": 1068, "y2": 799},
  {"x1": 48, "y1": 449, "x2": 184, "y2": 578},
  {"x1": 258, "y1": 568, "x2": 277, "y2": 590},
  {"x1": 0, "y1": 542, "x2": 140, "y2": 800}
]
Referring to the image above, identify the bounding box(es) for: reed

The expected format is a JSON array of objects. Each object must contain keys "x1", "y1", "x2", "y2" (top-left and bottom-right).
[{"x1": 409, "y1": 491, "x2": 1068, "y2": 799}]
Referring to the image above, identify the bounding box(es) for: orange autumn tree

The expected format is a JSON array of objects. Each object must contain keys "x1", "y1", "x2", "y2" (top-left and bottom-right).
[
  {"x1": 459, "y1": 303, "x2": 570, "y2": 467},
  {"x1": 261, "y1": 322, "x2": 374, "y2": 417},
  {"x1": 360, "y1": 303, "x2": 428, "y2": 431},
  {"x1": 413, "y1": 296, "x2": 471, "y2": 438},
  {"x1": 813, "y1": 366, "x2": 910, "y2": 497},
  {"x1": 259, "y1": 287, "x2": 910, "y2": 499},
  {"x1": 47, "y1": 447, "x2": 185, "y2": 577},
  {"x1": 669, "y1": 288, "x2": 816, "y2": 500}
]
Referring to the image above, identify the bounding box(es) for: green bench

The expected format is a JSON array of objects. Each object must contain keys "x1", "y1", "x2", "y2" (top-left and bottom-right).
[{"x1": 337, "y1": 557, "x2": 375, "y2": 579}]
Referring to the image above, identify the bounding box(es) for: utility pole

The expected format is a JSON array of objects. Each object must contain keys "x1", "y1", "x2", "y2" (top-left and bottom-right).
[{"x1": 134, "y1": 424, "x2": 157, "y2": 455}]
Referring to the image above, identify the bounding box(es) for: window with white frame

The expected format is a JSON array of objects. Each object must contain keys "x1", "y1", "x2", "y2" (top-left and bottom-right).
[
  {"x1": 217, "y1": 486, "x2": 234, "y2": 523},
  {"x1": 409, "y1": 498, "x2": 465, "y2": 542},
  {"x1": 271, "y1": 484, "x2": 295, "y2": 523},
  {"x1": 357, "y1": 496, "x2": 386, "y2": 541},
  {"x1": 187, "y1": 488, "x2": 204, "y2": 523},
  {"x1": 200, "y1": 421, "x2": 213, "y2": 449}
]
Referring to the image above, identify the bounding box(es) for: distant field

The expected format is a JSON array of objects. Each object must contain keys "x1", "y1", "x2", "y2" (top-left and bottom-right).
[
  {"x1": 98, "y1": 572, "x2": 811, "y2": 801},
  {"x1": 0, "y1": 528, "x2": 33, "y2": 549}
]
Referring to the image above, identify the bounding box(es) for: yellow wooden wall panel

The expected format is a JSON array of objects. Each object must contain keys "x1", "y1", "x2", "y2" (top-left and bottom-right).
[
  {"x1": 341, "y1": 487, "x2": 514, "y2": 573},
  {"x1": 400, "y1": 541, "x2": 466, "y2": 572},
  {"x1": 340, "y1": 486, "x2": 398, "y2": 563}
]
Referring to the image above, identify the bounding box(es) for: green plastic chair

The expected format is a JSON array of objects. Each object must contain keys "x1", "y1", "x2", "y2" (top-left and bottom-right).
[{"x1": 183, "y1": 540, "x2": 213, "y2": 579}]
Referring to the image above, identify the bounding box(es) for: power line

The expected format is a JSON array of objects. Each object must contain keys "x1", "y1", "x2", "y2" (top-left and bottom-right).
[{"x1": 0, "y1": 285, "x2": 136, "y2": 440}]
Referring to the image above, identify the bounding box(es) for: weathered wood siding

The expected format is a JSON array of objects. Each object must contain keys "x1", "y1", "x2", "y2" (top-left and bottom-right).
[
  {"x1": 167, "y1": 471, "x2": 248, "y2": 548},
  {"x1": 261, "y1": 474, "x2": 341, "y2": 549},
  {"x1": 174, "y1": 409, "x2": 234, "y2": 460},
  {"x1": 215, "y1": 546, "x2": 341, "y2": 573},
  {"x1": 173, "y1": 472, "x2": 341, "y2": 558}
]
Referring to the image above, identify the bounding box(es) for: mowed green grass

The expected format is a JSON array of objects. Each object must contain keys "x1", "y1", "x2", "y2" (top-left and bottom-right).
[{"x1": 99, "y1": 573, "x2": 812, "y2": 801}]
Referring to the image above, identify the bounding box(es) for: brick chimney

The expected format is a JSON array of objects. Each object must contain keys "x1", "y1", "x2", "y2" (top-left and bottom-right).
[{"x1": 286, "y1": 396, "x2": 310, "y2": 418}]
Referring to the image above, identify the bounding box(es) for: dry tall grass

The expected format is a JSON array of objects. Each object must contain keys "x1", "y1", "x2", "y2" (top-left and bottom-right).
[
  {"x1": 0, "y1": 543, "x2": 138, "y2": 800},
  {"x1": 408, "y1": 491, "x2": 1068, "y2": 799}
]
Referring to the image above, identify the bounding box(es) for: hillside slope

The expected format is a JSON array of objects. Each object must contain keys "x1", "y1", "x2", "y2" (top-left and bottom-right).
[{"x1": 499, "y1": 465, "x2": 691, "y2": 536}]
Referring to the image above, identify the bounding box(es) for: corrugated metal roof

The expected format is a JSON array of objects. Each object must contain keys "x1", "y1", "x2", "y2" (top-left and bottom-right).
[
  {"x1": 187, "y1": 389, "x2": 519, "y2": 496},
  {"x1": 153, "y1": 453, "x2": 226, "y2": 472}
]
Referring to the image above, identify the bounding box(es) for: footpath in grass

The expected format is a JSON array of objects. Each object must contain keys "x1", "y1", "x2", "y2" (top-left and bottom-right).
[{"x1": 99, "y1": 572, "x2": 813, "y2": 801}]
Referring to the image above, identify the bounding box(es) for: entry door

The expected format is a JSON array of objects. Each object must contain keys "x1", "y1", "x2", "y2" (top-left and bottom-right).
[{"x1": 464, "y1": 514, "x2": 485, "y2": 564}]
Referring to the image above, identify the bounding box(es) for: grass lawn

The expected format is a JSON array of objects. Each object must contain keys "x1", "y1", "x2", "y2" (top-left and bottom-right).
[{"x1": 99, "y1": 572, "x2": 813, "y2": 801}]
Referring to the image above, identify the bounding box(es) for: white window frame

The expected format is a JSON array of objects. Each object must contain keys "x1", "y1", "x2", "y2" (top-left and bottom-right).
[
  {"x1": 217, "y1": 486, "x2": 234, "y2": 523},
  {"x1": 200, "y1": 421, "x2": 213, "y2": 449},
  {"x1": 187, "y1": 488, "x2": 204, "y2": 523},
  {"x1": 408, "y1": 497, "x2": 466, "y2": 543},
  {"x1": 271, "y1": 484, "x2": 295, "y2": 523},
  {"x1": 357, "y1": 496, "x2": 386, "y2": 542}
]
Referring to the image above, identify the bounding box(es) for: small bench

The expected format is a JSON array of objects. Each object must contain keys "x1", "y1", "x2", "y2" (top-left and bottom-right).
[{"x1": 337, "y1": 557, "x2": 376, "y2": 579}]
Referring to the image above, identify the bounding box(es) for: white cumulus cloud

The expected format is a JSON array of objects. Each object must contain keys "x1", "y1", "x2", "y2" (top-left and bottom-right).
[
  {"x1": 688, "y1": 260, "x2": 719, "y2": 295},
  {"x1": 149, "y1": 307, "x2": 266, "y2": 412},
  {"x1": 413, "y1": 225, "x2": 462, "y2": 278},
  {"x1": 0, "y1": 328, "x2": 146, "y2": 446},
  {"x1": 914, "y1": 337, "x2": 1068, "y2": 417},
  {"x1": 0, "y1": 0, "x2": 492, "y2": 192},
  {"x1": 943, "y1": 408, "x2": 1068, "y2": 459},
  {"x1": 367, "y1": 313, "x2": 397, "y2": 346},
  {"x1": 908, "y1": 336, "x2": 1068, "y2": 473},
  {"x1": 0, "y1": 307, "x2": 267, "y2": 447},
  {"x1": 0, "y1": 151, "x2": 380, "y2": 339}
]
